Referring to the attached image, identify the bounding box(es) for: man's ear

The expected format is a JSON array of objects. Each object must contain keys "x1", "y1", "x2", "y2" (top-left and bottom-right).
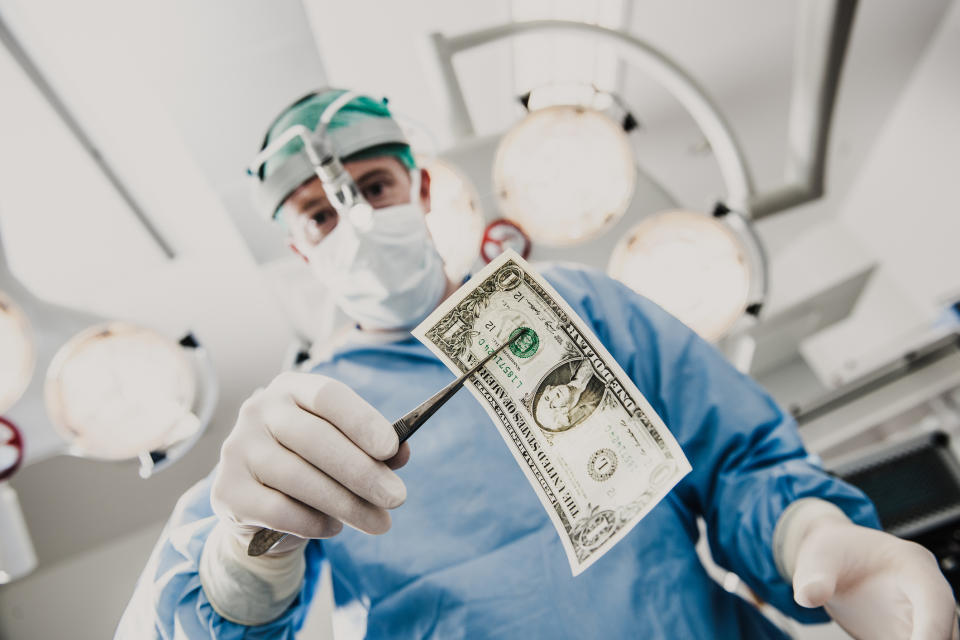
[
  {"x1": 288, "y1": 240, "x2": 309, "y2": 264},
  {"x1": 418, "y1": 168, "x2": 432, "y2": 214}
]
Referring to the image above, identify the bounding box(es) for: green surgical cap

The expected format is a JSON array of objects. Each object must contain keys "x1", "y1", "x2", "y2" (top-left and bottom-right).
[{"x1": 262, "y1": 89, "x2": 416, "y2": 180}]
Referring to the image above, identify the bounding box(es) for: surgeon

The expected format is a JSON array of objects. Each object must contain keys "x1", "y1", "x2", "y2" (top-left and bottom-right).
[{"x1": 117, "y1": 89, "x2": 957, "y2": 639}]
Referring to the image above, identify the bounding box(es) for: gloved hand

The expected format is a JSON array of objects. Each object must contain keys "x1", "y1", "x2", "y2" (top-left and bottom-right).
[
  {"x1": 212, "y1": 371, "x2": 410, "y2": 552},
  {"x1": 778, "y1": 499, "x2": 958, "y2": 640},
  {"x1": 200, "y1": 371, "x2": 409, "y2": 624}
]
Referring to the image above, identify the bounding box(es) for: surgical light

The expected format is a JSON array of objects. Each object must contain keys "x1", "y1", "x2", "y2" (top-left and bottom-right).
[
  {"x1": 493, "y1": 105, "x2": 636, "y2": 247},
  {"x1": 44, "y1": 322, "x2": 200, "y2": 461},
  {"x1": 608, "y1": 210, "x2": 754, "y2": 343},
  {"x1": 0, "y1": 292, "x2": 35, "y2": 415},
  {"x1": 421, "y1": 158, "x2": 484, "y2": 281}
]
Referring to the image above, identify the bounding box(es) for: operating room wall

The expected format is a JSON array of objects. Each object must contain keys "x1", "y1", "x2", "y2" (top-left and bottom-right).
[{"x1": 802, "y1": 2, "x2": 960, "y2": 384}]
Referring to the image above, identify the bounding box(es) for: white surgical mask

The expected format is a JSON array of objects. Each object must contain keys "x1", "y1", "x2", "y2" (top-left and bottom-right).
[{"x1": 305, "y1": 171, "x2": 447, "y2": 330}]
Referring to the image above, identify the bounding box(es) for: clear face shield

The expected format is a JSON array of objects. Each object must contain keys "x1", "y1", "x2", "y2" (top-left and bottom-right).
[
  {"x1": 250, "y1": 156, "x2": 372, "y2": 244},
  {"x1": 276, "y1": 163, "x2": 421, "y2": 252}
]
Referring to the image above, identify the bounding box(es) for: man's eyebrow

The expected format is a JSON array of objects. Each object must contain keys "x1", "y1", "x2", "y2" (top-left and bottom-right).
[
  {"x1": 355, "y1": 168, "x2": 394, "y2": 184},
  {"x1": 300, "y1": 197, "x2": 333, "y2": 211}
]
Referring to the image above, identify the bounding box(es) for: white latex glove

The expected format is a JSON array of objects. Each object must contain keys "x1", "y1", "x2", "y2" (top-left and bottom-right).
[
  {"x1": 775, "y1": 498, "x2": 958, "y2": 640},
  {"x1": 201, "y1": 371, "x2": 410, "y2": 624}
]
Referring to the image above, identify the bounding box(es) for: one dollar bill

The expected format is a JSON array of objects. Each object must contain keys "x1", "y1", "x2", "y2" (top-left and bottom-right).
[{"x1": 412, "y1": 249, "x2": 691, "y2": 575}]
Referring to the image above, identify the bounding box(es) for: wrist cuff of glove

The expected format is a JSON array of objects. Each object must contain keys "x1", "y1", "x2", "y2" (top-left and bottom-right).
[
  {"x1": 199, "y1": 521, "x2": 307, "y2": 626},
  {"x1": 773, "y1": 498, "x2": 850, "y2": 582}
]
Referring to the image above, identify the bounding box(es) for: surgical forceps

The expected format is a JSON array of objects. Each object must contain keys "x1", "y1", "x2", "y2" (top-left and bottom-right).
[{"x1": 247, "y1": 330, "x2": 526, "y2": 556}]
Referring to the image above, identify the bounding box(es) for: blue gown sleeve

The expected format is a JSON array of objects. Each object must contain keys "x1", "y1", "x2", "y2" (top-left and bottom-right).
[
  {"x1": 544, "y1": 264, "x2": 881, "y2": 623},
  {"x1": 115, "y1": 471, "x2": 326, "y2": 639}
]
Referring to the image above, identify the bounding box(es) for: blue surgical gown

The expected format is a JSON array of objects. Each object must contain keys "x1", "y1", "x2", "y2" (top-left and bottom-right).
[{"x1": 117, "y1": 263, "x2": 879, "y2": 639}]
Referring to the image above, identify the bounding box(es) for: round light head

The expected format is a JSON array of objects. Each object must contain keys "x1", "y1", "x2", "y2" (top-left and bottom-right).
[
  {"x1": 45, "y1": 322, "x2": 199, "y2": 460},
  {"x1": 493, "y1": 105, "x2": 636, "y2": 247},
  {"x1": 422, "y1": 158, "x2": 484, "y2": 281},
  {"x1": 608, "y1": 210, "x2": 754, "y2": 342},
  {"x1": 0, "y1": 292, "x2": 35, "y2": 415}
]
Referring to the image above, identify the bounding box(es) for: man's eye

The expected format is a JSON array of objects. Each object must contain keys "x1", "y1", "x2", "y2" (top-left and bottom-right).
[
  {"x1": 311, "y1": 210, "x2": 334, "y2": 226},
  {"x1": 362, "y1": 181, "x2": 386, "y2": 200}
]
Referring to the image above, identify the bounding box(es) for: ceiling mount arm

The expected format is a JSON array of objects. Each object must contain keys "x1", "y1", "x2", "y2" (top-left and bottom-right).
[
  {"x1": 427, "y1": 19, "x2": 755, "y2": 211},
  {"x1": 748, "y1": 0, "x2": 859, "y2": 219}
]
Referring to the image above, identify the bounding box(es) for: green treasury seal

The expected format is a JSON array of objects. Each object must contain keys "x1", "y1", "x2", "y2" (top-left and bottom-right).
[{"x1": 509, "y1": 327, "x2": 539, "y2": 358}]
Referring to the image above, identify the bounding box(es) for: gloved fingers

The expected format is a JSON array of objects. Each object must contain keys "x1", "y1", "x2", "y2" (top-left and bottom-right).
[
  {"x1": 794, "y1": 572, "x2": 838, "y2": 609},
  {"x1": 791, "y1": 523, "x2": 846, "y2": 608},
  {"x1": 223, "y1": 476, "x2": 343, "y2": 540},
  {"x1": 901, "y1": 547, "x2": 957, "y2": 640},
  {"x1": 255, "y1": 444, "x2": 393, "y2": 535},
  {"x1": 264, "y1": 403, "x2": 406, "y2": 510},
  {"x1": 907, "y1": 588, "x2": 957, "y2": 640},
  {"x1": 386, "y1": 442, "x2": 411, "y2": 470},
  {"x1": 277, "y1": 372, "x2": 398, "y2": 460}
]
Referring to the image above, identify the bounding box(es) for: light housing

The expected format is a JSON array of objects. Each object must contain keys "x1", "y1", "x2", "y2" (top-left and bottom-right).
[
  {"x1": 44, "y1": 322, "x2": 201, "y2": 461},
  {"x1": 493, "y1": 105, "x2": 636, "y2": 247},
  {"x1": 608, "y1": 209, "x2": 764, "y2": 342}
]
